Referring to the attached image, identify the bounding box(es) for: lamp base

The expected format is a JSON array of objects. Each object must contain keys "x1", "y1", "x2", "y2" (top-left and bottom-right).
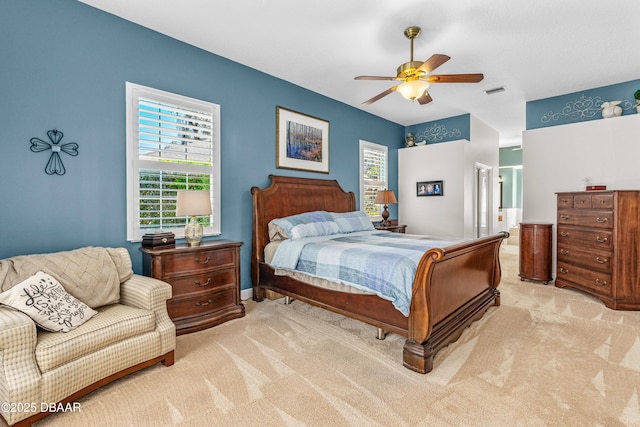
[
  {"x1": 380, "y1": 205, "x2": 390, "y2": 227},
  {"x1": 184, "y1": 216, "x2": 203, "y2": 247}
]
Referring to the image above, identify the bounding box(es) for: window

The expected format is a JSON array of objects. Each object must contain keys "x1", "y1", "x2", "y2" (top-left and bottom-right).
[
  {"x1": 126, "y1": 82, "x2": 220, "y2": 241},
  {"x1": 359, "y1": 140, "x2": 388, "y2": 221}
]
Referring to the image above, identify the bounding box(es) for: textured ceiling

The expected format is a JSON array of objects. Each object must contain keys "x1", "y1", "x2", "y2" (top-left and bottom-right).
[{"x1": 79, "y1": 0, "x2": 640, "y2": 146}]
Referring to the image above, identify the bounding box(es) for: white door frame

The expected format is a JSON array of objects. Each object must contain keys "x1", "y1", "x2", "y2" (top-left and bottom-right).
[{"x1": 473, "y1": 162, "x2": 493, "y2": 238}]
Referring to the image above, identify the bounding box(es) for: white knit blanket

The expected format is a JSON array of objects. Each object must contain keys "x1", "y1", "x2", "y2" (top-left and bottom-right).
[{"x1": 0, "y1": 247, "x2": 133, "y2": 308}]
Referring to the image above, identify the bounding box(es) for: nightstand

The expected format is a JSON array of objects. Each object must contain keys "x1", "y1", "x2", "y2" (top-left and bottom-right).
[
  {"x1": 140, "y1": 240, "x2": 245, "y2": 335},
  {"x1": 375, "y1": 224, "x2": 407, "y2": 233}
]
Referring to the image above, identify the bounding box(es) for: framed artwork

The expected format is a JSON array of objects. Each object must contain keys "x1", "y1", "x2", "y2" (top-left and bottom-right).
[
  {"x1": 417, "y1": 180, "x2": 444, "y2": 197},
  {"x1": 276, "y1": 106, "x2": 329, "y2": 173}
]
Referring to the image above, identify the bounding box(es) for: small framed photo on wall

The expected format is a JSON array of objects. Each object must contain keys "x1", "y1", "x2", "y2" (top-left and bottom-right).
[{"x1": 417, "y1": 180, "x2": 443, "y2": 197}]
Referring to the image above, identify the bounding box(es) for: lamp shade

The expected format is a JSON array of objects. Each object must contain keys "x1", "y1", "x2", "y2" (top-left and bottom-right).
[
  {"x1": 176, "y1": 190, "x2": 212, "y2": 216},
  {"x1": 397, "y1": 80, "x2": 429, "y2": 101},
  {"x1": 374, "y1": 190, "x2": 397, "y2": 205}
]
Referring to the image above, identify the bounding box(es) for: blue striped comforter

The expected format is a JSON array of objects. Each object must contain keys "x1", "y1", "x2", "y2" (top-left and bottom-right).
[{"x1": 270, "y1": 230, "x2": 457, "y2": 316}]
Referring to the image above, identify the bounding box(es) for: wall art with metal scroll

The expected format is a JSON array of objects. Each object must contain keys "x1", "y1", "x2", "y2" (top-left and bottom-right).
[{"x1": 29, "y1": 129, "x2": 79, "y2": 175}]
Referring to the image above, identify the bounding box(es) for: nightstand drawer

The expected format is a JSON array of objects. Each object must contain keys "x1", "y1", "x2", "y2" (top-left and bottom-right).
[
  {"x1": 162, "y1": 248, "x2": 235, "y2": 275},
  {"x1": 167, "y1": 287, "x2": 237, "y2": 320},
  {"x1": 168, "y1": 269, "x2": 236, "y2": 296}
]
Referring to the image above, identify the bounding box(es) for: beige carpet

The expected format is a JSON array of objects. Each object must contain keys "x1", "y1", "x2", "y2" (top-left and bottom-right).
[{"x1": 39, "y1": 246, "x2": 640, "y2": 426}]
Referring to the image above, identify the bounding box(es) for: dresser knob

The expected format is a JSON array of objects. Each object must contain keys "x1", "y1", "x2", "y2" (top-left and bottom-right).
[
  {"x1": 194, "y1": 256, "x2": 211, "y2": 265},
  {"x1": 196, "y1": 299, "x2": 212, "y2": 306},
  {"x1": 595, "y1": 257, "x2": 608, "y2": 264},
  {"x1": 559, "y1": 267, "x2": 569, "y2": 274},
  {"x1": 595, "y1": 279, "x2": 608, "y2": 286},
  {"x1": 560, "y1": 232, "x2": 570, "y2": 237},
  {"x1": 560, "y1": 214, "x2": 570, "y2": 220},
  {"x1": 596, "y1": 236, "x2": 608, "y2": 243},
  {"x1": 595, "y1": 217, "x2": 608, "y2": 223},
  {"x1": 194, "y1": 278, "x2": 212, "y2": 287},
  {"x1": 560, "y1": 249, "x2": 569, "y2": 255}
]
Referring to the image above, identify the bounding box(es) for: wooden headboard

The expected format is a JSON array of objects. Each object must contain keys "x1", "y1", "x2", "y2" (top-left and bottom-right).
[{"x1": 250, "y1": 175, "x2": 356, "y2": 287}]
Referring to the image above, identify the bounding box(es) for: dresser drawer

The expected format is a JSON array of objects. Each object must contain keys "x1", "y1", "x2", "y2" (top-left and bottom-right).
[
  {"x1": 167, "y1": 287, "x2": 237, "y2": 320},
  {"x1": 557, "y1": 245, "x2": 613, "y2": 273},
  {"x1": 168, "y1": 269, "x2": 236, "y2": 296},
  {"x1": 557, "y1": 262, "x2": 612, "y2": 296},
  {"x1": 557, "y1": 195, "x2": 573, "y2": 209},
  {"x1": 573, "y1": 194, "x2": 592, "y2": 208},
  {"x1": 557, "y1": 226, "x2": 612, "y2": 250},
  {"x1": 557, "y1": 209, "x2": 613, "y2": 229},
  {"x1": 161, "y1": 248, "x2": 235, "y2": 275}
]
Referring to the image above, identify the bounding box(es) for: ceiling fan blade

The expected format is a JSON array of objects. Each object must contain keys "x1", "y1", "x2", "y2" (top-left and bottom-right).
[
  {"x1": 427, "y1": 73, "x2": 484, "y2": 83},
  {"x1": 416, "y1": 54, "x2": 450, "y2": 74},
  {"x1": 362, "y1": 86, "x2": 397, "y2": 105},
  {"x1": 355, "y1": 75, "x2": 397, "y2": 81},
  {"x1": 416, "y1": 90, "x2": 433, "y2": 105}
]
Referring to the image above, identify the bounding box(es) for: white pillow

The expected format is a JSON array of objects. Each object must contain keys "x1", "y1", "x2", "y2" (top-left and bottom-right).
[
  {"x1": 268, "y1": 211, "x2": 341, "y2": 241},
  {"x1": 0, "y1": 271, "x2": 98, "y2": 332},
  {"x1": 330, "y1": 211, "x2": 375, "y2": 233}
]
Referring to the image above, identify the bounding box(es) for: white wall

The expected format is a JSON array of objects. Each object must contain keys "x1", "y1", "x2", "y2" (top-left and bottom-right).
[
  {"x1": 398, "y1": 140, "x2": 465, "y2": 237},
  {"x1": 522, "y1": 114, "x2": 640, "y2": 224},
  {"x1": 398, "y1": 116, "x2": 499, "y2": 239},
  {"x1": 522, "y1": 114, "x2": 640, "y2": 273}
]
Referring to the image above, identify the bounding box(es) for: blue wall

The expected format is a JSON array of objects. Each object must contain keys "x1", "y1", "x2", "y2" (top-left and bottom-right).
[
  {"x1": 405, "y1": 114, "x2": 471, "y2": 145},
  {"x1": 0, "y1": 0, "x2": 404, "y2": 292},
  {"x1": 526, "y1": 79, "x2": 640, "y2": 130}
]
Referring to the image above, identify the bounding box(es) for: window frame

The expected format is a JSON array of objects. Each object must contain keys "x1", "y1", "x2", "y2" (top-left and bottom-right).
[
  {"x1": 125, "y1": 82, "x2": 221, "y2": 242},
  {"x1": 359, "y1": 140, "x2": 388, "y2": 222}
]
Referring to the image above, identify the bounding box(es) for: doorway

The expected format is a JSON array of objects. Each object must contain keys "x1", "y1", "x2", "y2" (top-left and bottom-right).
[{"x1": 474, "y1": 163, "x2": 492, "y2": 238}]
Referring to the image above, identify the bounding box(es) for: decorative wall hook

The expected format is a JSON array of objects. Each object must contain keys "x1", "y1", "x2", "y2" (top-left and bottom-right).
[{"x1": 30, "y1": 129, "x2": 79, "y2": 175}]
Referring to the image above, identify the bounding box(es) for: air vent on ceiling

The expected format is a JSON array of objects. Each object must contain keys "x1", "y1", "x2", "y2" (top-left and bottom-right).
[{"x1": 484, "y1": 86, "x2": 506, "y2": 95}]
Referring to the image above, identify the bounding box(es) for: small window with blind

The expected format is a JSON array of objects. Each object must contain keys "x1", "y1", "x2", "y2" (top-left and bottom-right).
[
  {"x1": 359, "y1": 140, "x2": 388, "y2": 221},
  {"x1": 125, "y1": 82, "x2": 221, "y2": 241}
]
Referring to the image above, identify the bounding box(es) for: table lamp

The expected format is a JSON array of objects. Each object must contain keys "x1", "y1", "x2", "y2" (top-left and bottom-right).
[
  {"x1": 374, "y1": 189, "x2": 397, "y2": 227},
  {"x1": 176, "y1": 190, "x2": 212, "y2": 246}
]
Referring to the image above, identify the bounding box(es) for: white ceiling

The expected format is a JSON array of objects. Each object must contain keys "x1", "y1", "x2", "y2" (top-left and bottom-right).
[{"x1": 80, "y1": 0, "x2": 640, "y2": 146}]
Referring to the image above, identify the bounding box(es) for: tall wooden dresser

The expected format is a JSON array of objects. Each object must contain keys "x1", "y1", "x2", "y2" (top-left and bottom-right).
[
  {"x1": 555, "y1": 190, "x2": 640, "y2": 310},
  {"x1": 141, "y1": 240, "x2": 245, "y2": 334}
]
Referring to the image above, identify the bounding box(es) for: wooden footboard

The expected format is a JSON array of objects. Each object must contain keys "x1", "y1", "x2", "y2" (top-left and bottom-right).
[
  {"x1": 403, "y1": 232, "x2": 506, "y2": 373},
  {"x1": 251, "y1": 175, "x2": 508, "y2": 374}
]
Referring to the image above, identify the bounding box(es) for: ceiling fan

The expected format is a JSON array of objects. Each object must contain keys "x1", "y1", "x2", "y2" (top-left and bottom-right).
[{"x1": 355, "y1": 26, "x2": 484, "y2": 106}]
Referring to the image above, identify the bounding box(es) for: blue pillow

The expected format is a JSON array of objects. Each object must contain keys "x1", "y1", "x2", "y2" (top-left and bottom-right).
[
  {"x1": 268, "y1": 211, "x2": 340, "y2": 241},
  {"x1": 330, "y1": 211, "x2": 375, "y2": 233}
]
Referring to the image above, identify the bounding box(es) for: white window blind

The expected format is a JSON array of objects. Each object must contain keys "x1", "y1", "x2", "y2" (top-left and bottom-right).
[
  {"x1": 359, "y1": 140, "x2": 388, "y2": 220},
  {"x1": 126, "y1": 82, "x2": 221, "y2": 241}
]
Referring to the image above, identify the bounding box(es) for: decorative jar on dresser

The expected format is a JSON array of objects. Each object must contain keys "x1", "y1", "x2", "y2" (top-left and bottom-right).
[
  {"x1": 556, "y1": 191, "x2": 640, "y2": 310},
  {"x1": 140, "y1": 240, "x2": 245, "y2": 334}
]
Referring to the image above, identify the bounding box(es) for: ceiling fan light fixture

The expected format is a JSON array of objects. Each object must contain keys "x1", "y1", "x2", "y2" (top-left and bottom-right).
[{"x1": 397, "y1": 80, "x2": 429, "y2": 101}]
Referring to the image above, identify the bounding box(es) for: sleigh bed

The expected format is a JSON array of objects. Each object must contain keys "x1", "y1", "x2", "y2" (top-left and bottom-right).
[{"x1": 251, "y1": 175, "x2": 507, "y2": 374}]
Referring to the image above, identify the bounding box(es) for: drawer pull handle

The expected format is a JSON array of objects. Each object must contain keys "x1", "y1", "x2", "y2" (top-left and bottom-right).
[
  {"x1": 595, "y1": 217, "x2": 608, "y2": 223},
  {"x1": 194, "y1": 278, "x2": 212, "y2": 287},
  {"x1": 196, "y1": 299, "x2": 212, "y2": 306},
  {"x1": 580, "y1": 200, "x2": 585, "y2": 204},
  {"x1": 560, "y1": 214, "x2": 570, "y2": 220},
  {"x1": 595, "y1": 279, "x2": 608, "y2": 286},
  {"x1": 596, "y1": 236, "x2": 608, "y2": 243},
  {"x1": 595, "y1": 257, "x2": 608, "y2": 264},
  {"x1": 194, "y1": 256, "x2": 210, "y2": 265},
  {"x1": 560, "y1": 232, "x2": 570, "y2": 237},
  {"x1": 559, "y1": 267, "x2": 569, "y2": 274},
  {"x1": 599, "y1": 199, "x2": 606, "y2": 204},
  {"x1": 560, "y1": 249, "x2": 569, "y2": 255}
]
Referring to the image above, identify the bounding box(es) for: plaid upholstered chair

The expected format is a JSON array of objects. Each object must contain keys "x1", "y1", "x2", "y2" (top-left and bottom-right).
[{"x1": 0, "y1": 247, "x2": 176, "y2": 426}]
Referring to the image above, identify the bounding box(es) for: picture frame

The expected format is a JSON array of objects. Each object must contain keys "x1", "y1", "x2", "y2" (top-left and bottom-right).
[
  {"x1": 276, "y1": 106, "x2": 329, "y2": 173},
  {"x1": 417, "y1": 180, "x2": 444, "y2": 197}
]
